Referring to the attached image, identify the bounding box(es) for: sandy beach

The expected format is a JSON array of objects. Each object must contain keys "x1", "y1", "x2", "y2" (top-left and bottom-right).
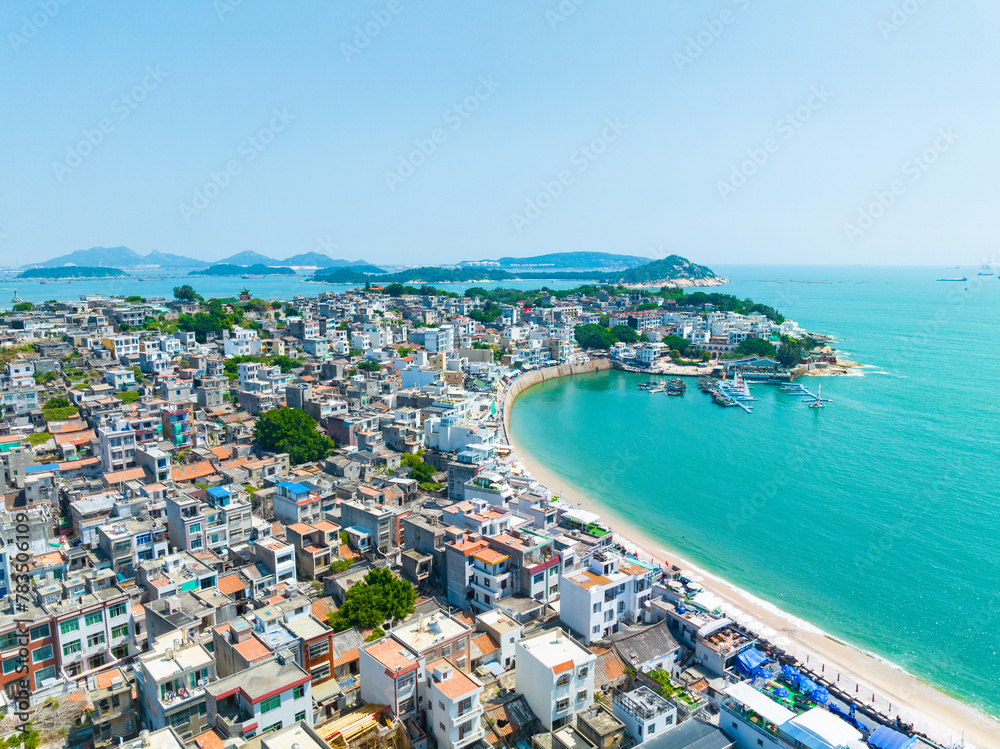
[{"x1": 504, "y1": 393, "x2": 1000, "y2": 749}]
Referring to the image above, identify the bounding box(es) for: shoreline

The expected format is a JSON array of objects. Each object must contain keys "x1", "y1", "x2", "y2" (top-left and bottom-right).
[{"x1": 500, "y1": 366, "x2": 1000, "y2": 749}]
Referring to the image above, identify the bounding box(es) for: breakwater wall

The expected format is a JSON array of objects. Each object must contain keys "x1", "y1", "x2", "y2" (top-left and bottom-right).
[{"x1": 501, "y1": 359, "x2": 612, "y2": 443}]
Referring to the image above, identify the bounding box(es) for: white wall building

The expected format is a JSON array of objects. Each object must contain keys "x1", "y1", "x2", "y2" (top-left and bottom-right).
[
  {"x1": 514, "y1": 629, "x2": 595, "y2": 731},
  {"x1": 425, "y1": 658, "x2": 485, "y2": 749}
]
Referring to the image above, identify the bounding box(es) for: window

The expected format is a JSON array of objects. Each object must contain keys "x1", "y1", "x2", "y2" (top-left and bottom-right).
[
  {"x1": 189, "y1": 523, "x2": 201, "y2": 534},
  {"x1": 34, "y1": 665, "x2": 55, "y2": 689},
  {"x1": 592, "y1": 626, "x2": 600, "y2": 634},
  {"x1": 577, "y1": 689, "x2": 588, "y2": 704},
  {"x1": 556, "y1": 674, "x2": 570, "y2": 688},
  {"x1": 556, "y1": 698, "x2": 569, "y2": 712},
  {"x1": 578, "y1": 666, "x2": 589, "y2": 678},
  {"x1": 308, "y1": 640, "x2": 329, "y2": 659},
  {"x1": 108, "y1": 603, "x2": 127, "y2": 618},
  {"x1": 32, "y1": 645, "x2": 53, "y2": 663},
  {"x1": 29, "y1": 624, "x2": 50, "y2": 641},
  {"x1": 295, "y1": 711, "x2": 306, "y2": 723},
  {"x1": 60, "y1": 619, "x2": 80, "y2": 635},
  {"x1": 456, "y1": 638, "x2": 466, "y2": 652},
  {"x1": 1, "y1": 658, "x2": 17, "y2": 675},
  {"x1": 438, "y1": 700, "x2": 445, "y2": 711},
  {"x1": 293, "y1": 685, "x2": 305, "y2": 700},
  {"x1": 649, "y1": 725, "x2": 655, "y2": 735},
  {"x1": 88, "y1": 633, "x2": 105, "y2": 648},
  {"x1": 85, "y1": 611, "x2": 103, "y2": 627},
  {"x1": 592, "y1": 602, "x2": 601, "y2": 613},
  {"x1": 260, "y1": 695, "x2": 281, "y2": 714},
  {"x1": 63, "y1": 640, "x2": 82, "y2": 656},
  {"x1": 265, "y1": 722, "x2": 282, "y2": 733}
]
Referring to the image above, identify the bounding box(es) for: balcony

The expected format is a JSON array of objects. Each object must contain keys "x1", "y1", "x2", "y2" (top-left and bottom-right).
[{"x1": 215, "y1": 703, "x2": 257, "y2": 739}]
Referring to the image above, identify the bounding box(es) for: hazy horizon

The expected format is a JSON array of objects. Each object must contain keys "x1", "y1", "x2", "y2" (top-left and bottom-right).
[{"x1": 3, "y1": 2, "x2": 998, "y2": 267}]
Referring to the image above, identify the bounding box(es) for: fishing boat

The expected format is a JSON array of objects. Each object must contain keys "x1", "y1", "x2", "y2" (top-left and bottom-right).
[{"x1": 978, "y1": 262, "x2": 994, "y2": 276}]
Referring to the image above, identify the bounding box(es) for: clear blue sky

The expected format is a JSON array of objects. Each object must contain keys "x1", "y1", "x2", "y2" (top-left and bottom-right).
[{"x1": 2, "y1": 1, "x2": 998, "y2": 267}]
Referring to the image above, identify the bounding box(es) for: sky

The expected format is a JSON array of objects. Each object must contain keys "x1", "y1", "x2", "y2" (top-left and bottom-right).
[{"x1": 2, "y1": 1, "x2": 998, "y2": 268}]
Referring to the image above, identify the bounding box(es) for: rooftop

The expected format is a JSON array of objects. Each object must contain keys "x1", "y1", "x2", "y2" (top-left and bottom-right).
[{"x1": 519, "y1": 629, "x2": 594, "y2": 670}]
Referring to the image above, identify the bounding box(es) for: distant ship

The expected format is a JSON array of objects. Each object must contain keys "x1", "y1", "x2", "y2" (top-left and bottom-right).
[
  {"x1": 978, "y1": 262, "x2": 994, "y2": 276},
  {"x1": 242, "y1": 274, "x2": 265, "y2": 279},
  {"x1": 936, "y1": 277, "x2": 967, "y2": 282}
]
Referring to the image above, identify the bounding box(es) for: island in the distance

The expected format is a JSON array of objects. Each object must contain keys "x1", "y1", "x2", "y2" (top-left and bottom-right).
[
  {"x1": 18, "y1": 266, "x2": 128, "y2": 279},
  {"x1": 188, "y1": 264, "x2": 296, "y2": 277},
  {"x1": 312, "y1": 255, "x2": 724, "y2": 287}
]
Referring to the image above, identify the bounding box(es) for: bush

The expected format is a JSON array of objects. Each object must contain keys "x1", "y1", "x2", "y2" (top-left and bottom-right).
[
  {"x1": 25, "y1": 432, "x2": 52, "y2": 447},
  {"x1": 327, "y1": 569, "x2": 416, "y2": 632},
  {"x1": 118, "y1": 391, "x2": 141, "y2": 404}
]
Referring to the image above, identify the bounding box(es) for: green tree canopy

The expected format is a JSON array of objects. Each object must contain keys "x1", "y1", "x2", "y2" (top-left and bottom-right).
[
  {"x1": 173, "y1": 284, "x2": 202, "y2": 302},
  {"x1": 328, "y1": 568, "x2": 417, "y2": 632},
  {"x1": 574, "y1": 324, "x2": 617, "y2": 350},
  {"x1": 254, "y1": 407, "x2": 336, "y2": 464},
  {"x1": 357, "y1": 359, "x2": 382, "y2": 372},
  {"x1": 610, "y1": 325, "x2": 639, "y2": 344},
  {"x1": 734, "y1": 337, "x2": 778, "y2": 358}
]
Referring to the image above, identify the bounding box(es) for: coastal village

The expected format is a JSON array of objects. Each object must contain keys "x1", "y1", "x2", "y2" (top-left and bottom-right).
[{"x1": 0, "y1": 285, "x2": 940, "y2": 749}]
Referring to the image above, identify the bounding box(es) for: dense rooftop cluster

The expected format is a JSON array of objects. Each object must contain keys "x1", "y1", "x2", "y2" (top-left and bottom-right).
[{"x1": 0, "y1": 287, "x2": 904, "y2": 749}]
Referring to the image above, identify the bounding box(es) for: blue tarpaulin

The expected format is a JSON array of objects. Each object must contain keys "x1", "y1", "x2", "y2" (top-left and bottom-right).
[
  {"x1": 781, "y1": 665, "x2": 798, "y2": 682},
  {"x1": 811, "y1": 686, "x2": 830, "y2": 704},
  {"x1": 868, "y1": 725, "x2": 917, "y2": 749},
  {"x1": 735, "y1": 648, "x2": 769, "y2": 679}
]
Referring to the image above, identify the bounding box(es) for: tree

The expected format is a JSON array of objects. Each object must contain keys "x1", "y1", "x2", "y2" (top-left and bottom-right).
[
  {"x1": 13, "y1": 301, "x2": 33, "y2": 312},
  {"x1": 662, "y1": 335, "x2": 689, "y2": 355},
  {"x1": 610, "y1": 325, "x2": 639, "y2": 344},
  {"x1": 125, "y1": 295, "x2": 143, "y2": 303},
  {"x1": 734, "y1": 337, "x2": 777, "y2": 358},
  {"x1": 254, "y1": 407, "x2": 336, "y2": 464},
  {"x1": 328, "y1": 568, "x2": 416, "y2": 632},
  {"x1": 173, "y1": 284, "x2": 202, "y2": 303},
  {"x1": 777, "y1": 337, "x2": 804, "y2": 368},
  {"x1": 574, "y1": 324, "x2": 617, "y2": 350},
  {"x1": 357, "y1": 359, "x2": 381, "y2": 372},
  {"x1": 396, "y1": 347, "x2": 412, "y2": 357}
]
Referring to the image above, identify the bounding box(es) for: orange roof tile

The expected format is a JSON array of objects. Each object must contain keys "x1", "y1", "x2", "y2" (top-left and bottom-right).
[
  {"x1": 552, "y1": 660, "x2": 574, "y2": 674},
  {"x1": 191, "y1": 728, "x2": 227, "y2": 749},
  {"x1": 217, "y1": 573, "x2": 248, "y2": 596},
  {"x1": 472, "y1": 633, "x2": 499, "y2": 655},
  {"x1": 103, "y1": 467, "x2": 146, "y2": 484},
  {"x1": 333, "y1": 648, "x2": 359, "y2": 668},
  {"x1": 170, "y1": 461, "x2": 217, "y2": 482},
  {"x1": 311, "y1": 598, "x2": 336, "y2": 621}
]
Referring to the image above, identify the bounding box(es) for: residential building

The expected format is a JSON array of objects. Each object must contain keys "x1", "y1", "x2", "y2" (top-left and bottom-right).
[{"x1": 514, "y1": 629, "x2": 596, "y2": 730}]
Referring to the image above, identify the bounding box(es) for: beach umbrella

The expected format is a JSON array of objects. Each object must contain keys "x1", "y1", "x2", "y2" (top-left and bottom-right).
[
  {"x1": 718, "y1": 602, "x2": 733, "y2": 613},
  {"x1": 686, "y1": 582, "x2": 702, "y2": 591},
  {"x1": 679, "y1": 569, "x2": 695, "y2": 580},
  {"x1": 745, "y1": 618, "x2": 762, "y2": 631},
  {"x1": 781, "y1": 665, "x2": 798, "y2": 682},
  {"x1": 775, "y1": 636, "x2": 791, "y2": 648},
  {"x1": 737, "y1": 614, "x2": 753, "y2": 625},
  {"x1": 773, "y1": 687, "x2": 789, "y2": 699},
  {"x1": 692, "y1": 574, "x2": 705, "y2": 582},
  {"x1": 761, "y1": 627, "x2": 777, "y2": 638},
  {"x1": 811, "y1": 686, "x2": 830, "y2": 704},
  {"x1": 727, "y1": 608, "x2": 744, "y2": 619}
]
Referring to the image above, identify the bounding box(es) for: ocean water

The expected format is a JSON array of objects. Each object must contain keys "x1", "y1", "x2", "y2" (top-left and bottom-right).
[
  {"x1": 0, "y1": 272, "x2": 592, "y2": 309},
  {"x1": 510, "y1": 265, "x2": 1000, "y2": 719}
]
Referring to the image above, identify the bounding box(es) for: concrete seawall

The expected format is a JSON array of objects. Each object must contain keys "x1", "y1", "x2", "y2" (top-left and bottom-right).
[{"x1": 501, "y1": 358, "x2": 612, "y2": 444}]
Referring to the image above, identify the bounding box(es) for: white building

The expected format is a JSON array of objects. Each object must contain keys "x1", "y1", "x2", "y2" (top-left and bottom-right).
[
  {"x1": 96, "y1": 422, "x2": 138, "y2": 474},
  {"x1": 205, "y1": 657, "x2": 313, "y2": 739},
  {"x1": 612, "y1": 686, "x2": 677, "y2": 744},
  {"x1": 359, "y1": 638, "x2": 421, "y2": 721},
  {"x1": 514, "y1": 629, "x2": 595, "y2": 731},
  {"x1": 224, "y1": 326, "x2": 261, "y2": 357},
  {"x1": 558, "y1": 552, "x2": 659, "y2": 644},
  {"x1": 425, "y1": 658, "x2": 485, "y2": 749}
]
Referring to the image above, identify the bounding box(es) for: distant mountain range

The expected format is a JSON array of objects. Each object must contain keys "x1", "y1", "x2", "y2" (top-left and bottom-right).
[
  {"x1": 460, "y1": 251, "x2": 650, "y2": 271},
  {"x1": 32, "y1": 246, "x2": 377, "y2": 270}
]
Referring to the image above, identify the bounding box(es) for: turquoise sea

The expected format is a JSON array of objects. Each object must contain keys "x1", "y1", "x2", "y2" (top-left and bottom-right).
[
  {"x1": 0, "y1": 271, "x2": 592, "y2": 309},
  {"x1": 511, "y1": 265, "x2": 1000, "y2": 719}
]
